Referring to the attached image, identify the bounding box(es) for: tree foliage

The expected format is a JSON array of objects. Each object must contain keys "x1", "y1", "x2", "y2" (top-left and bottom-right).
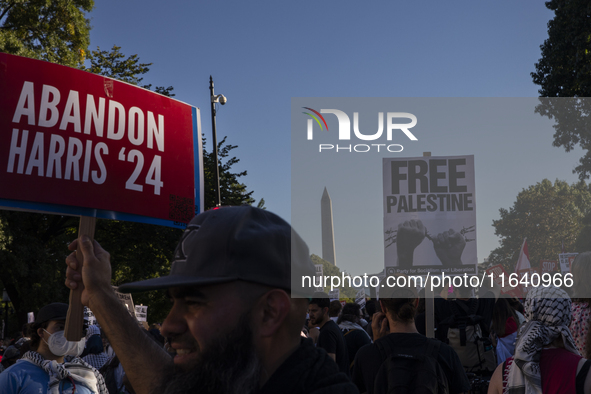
[
  {"x1": 488, "y1": 179, "x2": 591, "y2": 272},
  {"x1": 85, "y1": 45, "x2": 174, "y2": 97},
  {"x1": 532, "y1": 0, "x2": 591, "y2": 179},
  {"x1": 532, "y1": 0, "x2": 591, "y2": 97},
  {"x1": 95, "y1": 220, "x2": 181, "y2": 324},
  {"x1": 575, "y1": 212, "x2": 591, "y2": 252},
  {"x1": 0, "y1": 212, "x2": 77, "y2": 334},
  {"x1": 203, "y1": 135, "x2": 258, "y2": 208},
  {"x1": 0, "y1": 0, "x2": 93, "y2": 67},
  {"x1": 310, "y1": 254, "x2": 357, "y2": 300}
]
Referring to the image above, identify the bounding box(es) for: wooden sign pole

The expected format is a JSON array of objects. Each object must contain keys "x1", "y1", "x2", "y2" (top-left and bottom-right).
[
  {"x1": 423, "y1": 152, "x2": 435, "y2": 338},
  {"x1": 425, "y1": 277, "x2": 435, "y2": 338},
  {"x1": 64, "y1": 216, "x2": 96, "y2": 341}
]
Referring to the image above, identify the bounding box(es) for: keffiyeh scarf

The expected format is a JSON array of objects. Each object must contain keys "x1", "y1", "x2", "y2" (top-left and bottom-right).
[
  {"x1": 22, "y1": 351, "x2": 108, "y2": 394},
  {"x1": 338, "y1": 320, "x2": 371, "y2": 340},
  {"x1": 82, "y1": 352, "x2": 111, "y2": 370},
  {"x1": 505, "y1": 286, "x2": 580, "y2": 394}
]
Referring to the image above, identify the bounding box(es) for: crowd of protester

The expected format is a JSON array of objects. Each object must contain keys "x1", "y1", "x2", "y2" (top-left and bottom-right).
[{"x1": 0, "y1": 207, "x2": 589, "y2": 394}]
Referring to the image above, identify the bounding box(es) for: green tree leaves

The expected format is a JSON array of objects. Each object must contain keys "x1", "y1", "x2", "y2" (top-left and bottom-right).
[
  {"x1": 85, "y1": 45, "x2": 176, "y2": 97},
  {"x1": 533, "y1": 0, "x2": 591, "y2": 179},
  {"x1": 488, "y1": 179, "x2": 591, "y2": 271},
  {"x1": 0, "y1": 212, "x2": 78, "y2": 333},
  {"x1": 85, "y1": 45, "x2": 151, "y2": 85},
  {"x1": 310, "y1": 254, "x2": 357, "y2": 299},
  {"x1": 202, "y1": 136, "x2": 257, "y2": 209},
  {"x1": 0, "y1": 0, "x2": 93, "y2": 67},
  {"x1": 532, "y1": 0, "x2": 591, "y2": 98}
]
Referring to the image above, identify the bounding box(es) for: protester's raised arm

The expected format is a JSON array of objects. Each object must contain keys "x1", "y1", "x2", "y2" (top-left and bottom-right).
[
  {"x1": 65, "y1": 236, "x2": 173, "y2": 394},
  {"x1": 65, "y1": 237, "x2": 111, "y2": 306}
]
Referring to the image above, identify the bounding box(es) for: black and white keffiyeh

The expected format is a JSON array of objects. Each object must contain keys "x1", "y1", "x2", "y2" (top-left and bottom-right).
[
  {"x1": 22, "y1": 351, "x2": 108, "y2": 394},
  {"x1": 83, "y1": 352, "x2": 111, "y2": 370},
  {"x1": 338, "y1": 321, "x2": 371, "y2": 340},
  {"x1": 505, "y1": 286, "x2": 579, "y2": 394}
]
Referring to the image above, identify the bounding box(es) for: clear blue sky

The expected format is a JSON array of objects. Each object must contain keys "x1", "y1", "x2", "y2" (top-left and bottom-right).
[{"x1": 87, "y1": 1, "x2": 582, "y2": 275}]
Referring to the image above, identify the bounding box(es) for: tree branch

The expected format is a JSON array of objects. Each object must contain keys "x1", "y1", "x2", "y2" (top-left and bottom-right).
[{"x1": 0, "y1": 1, "x2": 17, "y2": 23}]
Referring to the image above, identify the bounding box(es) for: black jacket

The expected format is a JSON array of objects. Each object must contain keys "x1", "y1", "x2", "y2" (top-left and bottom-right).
[{"x1": 258, "y1": 338, "x2": 359, "y2": 394}]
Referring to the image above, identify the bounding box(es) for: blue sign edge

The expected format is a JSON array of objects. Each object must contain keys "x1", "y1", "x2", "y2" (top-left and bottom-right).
[{"x1": 0, "y1": 198, "x2": 187, "y2": 228}]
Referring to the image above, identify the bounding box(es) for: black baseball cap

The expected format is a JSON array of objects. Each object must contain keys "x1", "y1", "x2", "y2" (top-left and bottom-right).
[
  {"x1": 35, "y1": 303, "x2": 69, "y2": 325},
  {"x1": 118, "y1": 206, "x2": 315, "y2": 297}
]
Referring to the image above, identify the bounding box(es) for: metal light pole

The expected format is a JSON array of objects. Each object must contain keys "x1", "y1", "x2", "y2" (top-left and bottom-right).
[
  {"x1": 209, "y1": 76, "x2": 227, "y2": 207},
  {"x1": 2, "y1": 290, "x2": 10, "y2": 340}
]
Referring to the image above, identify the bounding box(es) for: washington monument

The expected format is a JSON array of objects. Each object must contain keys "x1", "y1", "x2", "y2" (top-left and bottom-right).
[{"x1": 321, "y1": 187, "x2": 336, "y2": 266}]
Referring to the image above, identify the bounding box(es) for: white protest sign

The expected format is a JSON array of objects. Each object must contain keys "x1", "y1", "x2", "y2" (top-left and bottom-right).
[
  {"x1": 355, "y1": 288, "x2": 366, "y2": 309},
  {"x1": 383, "y1": 155, "x2": 477, "y2": 276},
  {"x1": 113, "y1": 286, "x2": 136, "y2": 318},
  {"x1": 27, "y1": 312, "x2": 34, "y2": 323},
  {"x1": 559, "y1": 253, "x2": 578, "y2": 273},
  {"x1": 134, "y1": 305, "x2": 148, "y2": 322},
  {"x1": 315, "y1": 264, "x2": 324, "y2": 292},
  {"x1": 328, "y1": 289, "x2": 340, "y2": 301}
]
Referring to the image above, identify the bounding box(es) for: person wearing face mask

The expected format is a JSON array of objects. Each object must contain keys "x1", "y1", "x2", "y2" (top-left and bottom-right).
[{"x1": 0, "y1": 302, "x2": 108, "y2": 394}]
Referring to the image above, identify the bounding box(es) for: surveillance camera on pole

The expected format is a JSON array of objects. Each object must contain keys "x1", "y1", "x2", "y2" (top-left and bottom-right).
[{"x1": 212, "y1": 94, "x2": 227, "y2": 105}]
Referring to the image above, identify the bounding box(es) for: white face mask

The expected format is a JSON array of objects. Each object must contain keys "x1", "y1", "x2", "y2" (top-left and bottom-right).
[{"x1": 43, "y1": 329, "x2": 86, "y2": 357}]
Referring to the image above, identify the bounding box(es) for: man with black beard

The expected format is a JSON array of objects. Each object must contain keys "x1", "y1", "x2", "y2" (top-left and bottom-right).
[
  {"x1": 65, "y1": 206, "x2": 358, "y2": 394},
  {"x1": 162, "y1": 310, "x2": 260, "y2": 394}
]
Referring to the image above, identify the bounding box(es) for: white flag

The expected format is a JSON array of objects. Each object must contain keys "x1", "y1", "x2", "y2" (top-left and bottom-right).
[{"x1": 515, "y1": 238, "x2": 531, "y2": 272}]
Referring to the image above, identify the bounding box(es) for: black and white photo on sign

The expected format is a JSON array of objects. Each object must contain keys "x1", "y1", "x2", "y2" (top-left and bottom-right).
[
  {"x1": 134, "y1": 305, "x2": 148, "y2": 322},
  {"x1": 84, "y1": 307, "x2": 96, "y2": 326},
  {"x1": 383, "y1": 155, "x2": 477, "y2": 276}
]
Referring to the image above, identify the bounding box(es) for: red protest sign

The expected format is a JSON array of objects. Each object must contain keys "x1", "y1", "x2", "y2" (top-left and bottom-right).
[
  {"x1": 485, "y1": 264, "x2": 506, "y2": 287},
  {"x1": 540, "y1": 260, "x2": 559, "y2": 273},
  {"x1": 486, "y1": 264, "x2": 522, "y2": 298},
  {"x1": 0, "y1": 53, "x2": 203, "y2": 227}
]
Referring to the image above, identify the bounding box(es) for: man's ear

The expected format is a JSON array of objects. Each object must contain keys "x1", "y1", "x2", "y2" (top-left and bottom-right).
[{"x1": 255, "y1": 289, "x2": 291, "y2": 337}]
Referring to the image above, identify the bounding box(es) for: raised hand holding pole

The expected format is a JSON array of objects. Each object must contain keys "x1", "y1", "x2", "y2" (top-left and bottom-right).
[{"x1": 64, "y1": 216, "x2": 96, "y2": 341}]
